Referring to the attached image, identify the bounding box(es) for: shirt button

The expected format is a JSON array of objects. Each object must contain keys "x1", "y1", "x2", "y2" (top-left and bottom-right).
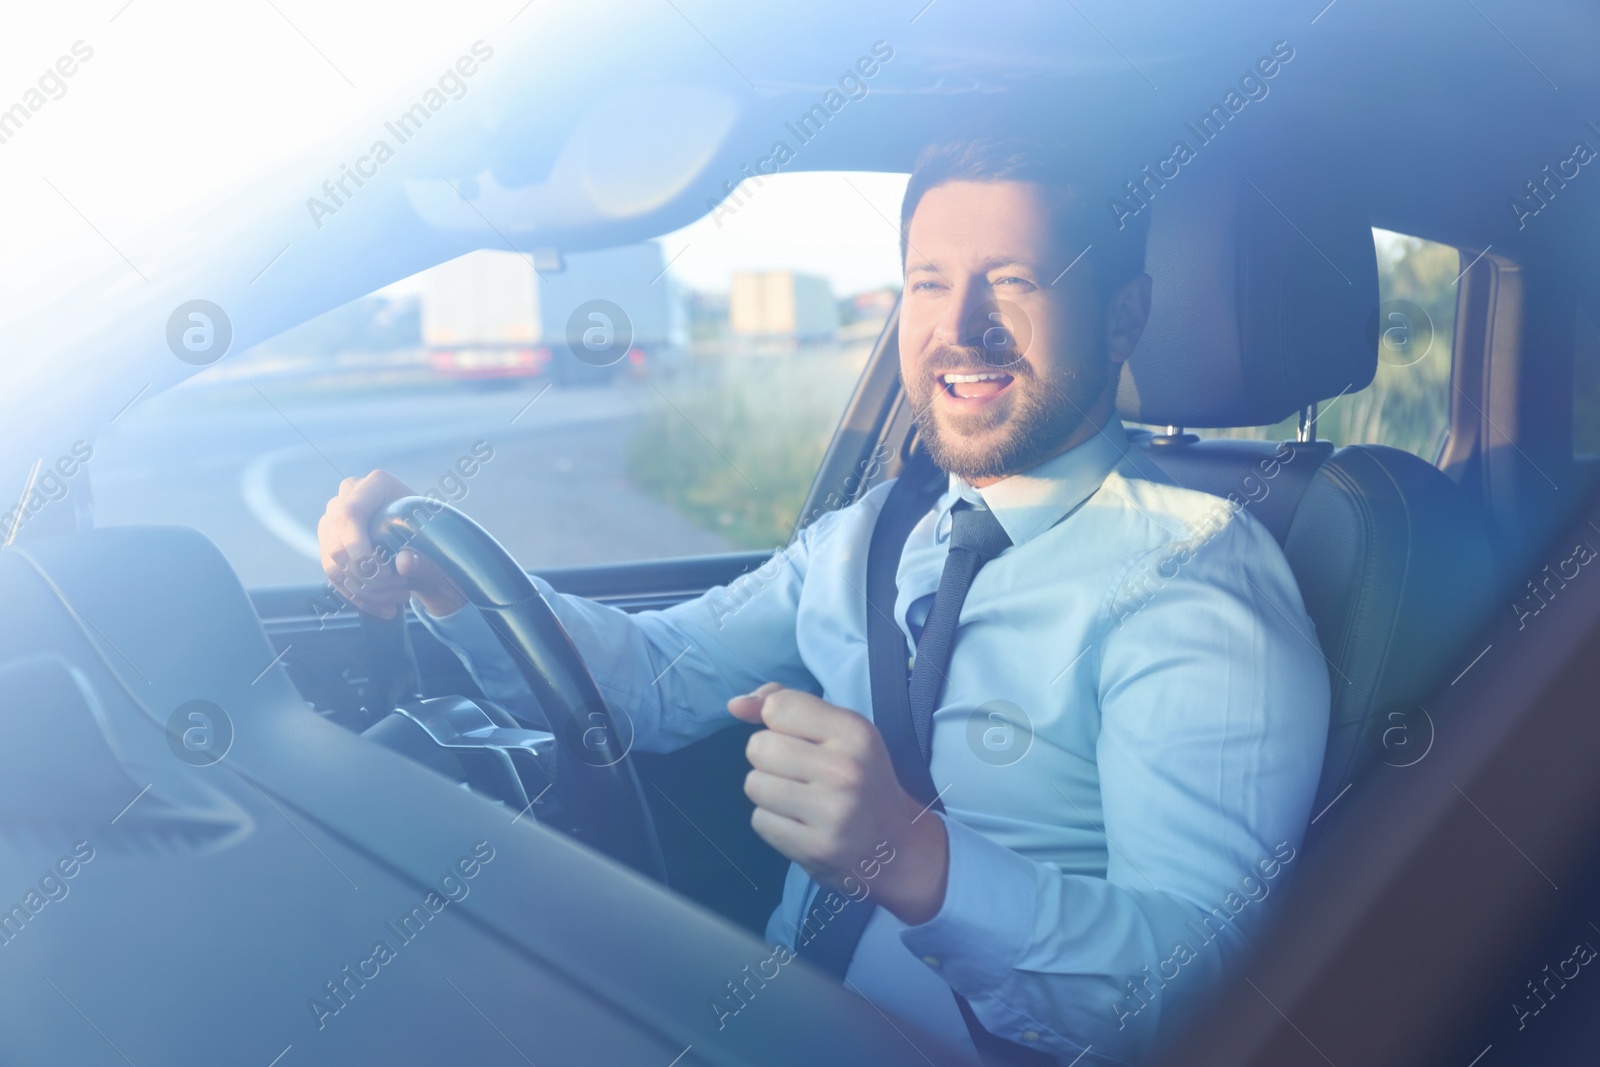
[
  {"x1": 907, "y1": 655, "x2": 916, "y2": 671},
  {"x1": 1021, "y1": 1031, "x2": 1040, "y2": 1043},
  {"x1": 921, "y1": 955, "x2": 941, "y2": 968}
]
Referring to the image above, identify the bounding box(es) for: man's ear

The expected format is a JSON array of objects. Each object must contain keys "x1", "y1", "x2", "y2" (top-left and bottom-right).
[{"x1": 1104, "y1": 272, "x2": 1152, "y2": 367}]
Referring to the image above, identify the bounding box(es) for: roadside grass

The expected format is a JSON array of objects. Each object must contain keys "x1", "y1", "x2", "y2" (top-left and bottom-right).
[{"x1": 625, "y1": 345, "x2": 869, "y2": 549}]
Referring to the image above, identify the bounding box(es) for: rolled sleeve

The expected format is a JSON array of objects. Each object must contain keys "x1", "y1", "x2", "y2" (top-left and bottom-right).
[
  {"x1": 414, "y1": 595, "x2": 547, "y2": 726},
  {"x1": 411, "y1": 512, "x2": 848, "y2": 754}
]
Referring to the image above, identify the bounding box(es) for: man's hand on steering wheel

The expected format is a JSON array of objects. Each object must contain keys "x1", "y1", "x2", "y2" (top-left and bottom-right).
[
  {"x1": 319, "y1": 478, "x2": 669, "y2": 880},
  {"x1": 318, "y1": 470, "x2": 467, "y2": 619}
]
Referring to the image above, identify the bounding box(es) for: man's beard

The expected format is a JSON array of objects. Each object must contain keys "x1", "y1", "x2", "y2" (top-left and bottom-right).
[{"x1": 908, "y1": 346, "x2": 1110, "y2": 482}]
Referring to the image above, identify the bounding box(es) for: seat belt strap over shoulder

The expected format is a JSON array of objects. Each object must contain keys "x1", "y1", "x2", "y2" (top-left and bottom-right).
[
  {"x1": 866, "y1": 451, "x2": 947, "y2": 809},
  {"x1": 864, "y1": 449, "x2": 1053, "y2": 1067}
]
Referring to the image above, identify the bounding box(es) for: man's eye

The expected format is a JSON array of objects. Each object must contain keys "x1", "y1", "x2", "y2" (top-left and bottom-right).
[
  {"x1": 994, "y1": 276, "x2": 1035, "y2": 289},
  {"x1": 911, "y1": 280, "x2": 943, "y2": 292}
]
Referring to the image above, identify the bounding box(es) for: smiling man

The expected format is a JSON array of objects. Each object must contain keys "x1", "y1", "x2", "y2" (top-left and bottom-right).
[
  {"x1": 898, "y1": 164, "x2": 1131, "y2": 486},
  {"x1": 319, "y1": 139, "x2": 1330, "y2": 1065}
]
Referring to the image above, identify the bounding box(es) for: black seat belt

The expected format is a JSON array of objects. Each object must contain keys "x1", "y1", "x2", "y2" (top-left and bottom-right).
[{"x1": 799, "y1": 447, "x2": 1054, "y2": 1066}]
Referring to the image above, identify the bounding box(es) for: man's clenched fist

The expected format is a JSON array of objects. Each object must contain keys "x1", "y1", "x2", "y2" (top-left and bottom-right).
[{"x1": 728, "y1": 683, "x2": 949, "y2": 925}]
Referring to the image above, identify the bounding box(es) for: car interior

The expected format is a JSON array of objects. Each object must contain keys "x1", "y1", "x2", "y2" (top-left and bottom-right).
[{"x1": 4, "y1": 2, "x2": 1600, "y2": 1065}]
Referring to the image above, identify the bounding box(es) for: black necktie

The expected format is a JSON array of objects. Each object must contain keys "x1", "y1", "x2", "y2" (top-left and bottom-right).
[{"x1": 906, "y1": 500, "x2": 1013, "y2": 764}]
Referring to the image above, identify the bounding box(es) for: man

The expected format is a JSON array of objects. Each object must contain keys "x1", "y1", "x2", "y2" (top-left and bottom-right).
[{"x1": 318, "y1": 139, "x2": 1330, "y2": 1064}]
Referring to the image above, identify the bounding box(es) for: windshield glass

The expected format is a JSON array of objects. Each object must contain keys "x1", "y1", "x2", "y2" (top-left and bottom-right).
[{"x1": 88, "y1": 172, "x2": 908, "y2": 585}]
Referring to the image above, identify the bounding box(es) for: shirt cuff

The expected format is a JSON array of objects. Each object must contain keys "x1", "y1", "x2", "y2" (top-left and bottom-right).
[
  {"x1": 898, "y1": 813, "x2": 1038, "y2": 996},
  {"x1": 414, "y1": 594, "x2": 487, "y2": 642}
]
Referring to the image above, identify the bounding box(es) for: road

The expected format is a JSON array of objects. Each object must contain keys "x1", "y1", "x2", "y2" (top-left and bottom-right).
[{"x1": 89, "y1": 376, "x2": 738, "y2": 589}]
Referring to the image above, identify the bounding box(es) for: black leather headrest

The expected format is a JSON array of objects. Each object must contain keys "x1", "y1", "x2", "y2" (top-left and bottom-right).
[{"x1": 1116, "y1": 166, "x2": 1379, "y2": 428}]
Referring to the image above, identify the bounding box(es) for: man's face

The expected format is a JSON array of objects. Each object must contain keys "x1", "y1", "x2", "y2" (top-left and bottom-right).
[{"x1": 899, "y1": 179, "x2": 1134, "y2": 484}]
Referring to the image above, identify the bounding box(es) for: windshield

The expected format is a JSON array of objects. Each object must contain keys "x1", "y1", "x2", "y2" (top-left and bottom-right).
[{"x1": 87, "y1": 172, "x2": 908, "y2": 585}]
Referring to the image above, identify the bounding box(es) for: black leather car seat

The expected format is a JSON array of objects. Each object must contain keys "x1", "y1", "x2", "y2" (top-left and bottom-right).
[{"x1": 1118, "y1": 166, "x2": 1498, "y2": 845}]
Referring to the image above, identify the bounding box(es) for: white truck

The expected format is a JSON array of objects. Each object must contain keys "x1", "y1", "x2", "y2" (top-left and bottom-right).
[{"x1": 422, "y1": 243, "x2": 688, "y2": 384}]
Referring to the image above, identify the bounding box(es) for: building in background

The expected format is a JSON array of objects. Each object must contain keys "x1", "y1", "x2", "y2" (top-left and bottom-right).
[
  {"x1": 728, "y1": 270, "x2": 839, "y2": 341},
  {"x1": 422, "y1": 245, "x2": 688, "y2": 383},
  {"x1": 834, "y1": 285, "x2": 899, "y2": 343},
  {"x1": 684, "y1": 289, "x2": 730, "y2": 338},
  {"x1": 848, "y1": 287, "x2": 898, "y2": 323}
]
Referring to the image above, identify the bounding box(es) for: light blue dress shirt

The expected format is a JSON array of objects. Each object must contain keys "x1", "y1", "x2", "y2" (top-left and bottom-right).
[{"x1": 417, "y1": 417, "x2": 1331, "y2": 1065}]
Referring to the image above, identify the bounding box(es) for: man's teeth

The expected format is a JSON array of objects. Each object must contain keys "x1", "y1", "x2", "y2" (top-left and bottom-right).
[{"x1": 941, "y1": 372, "x2": 1010, "y2": 384}]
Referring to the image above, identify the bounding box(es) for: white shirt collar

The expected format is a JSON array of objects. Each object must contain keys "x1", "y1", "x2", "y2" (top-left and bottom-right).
[{"x1": 942, "y1": 418, "x2": 1132, "y2": 547}]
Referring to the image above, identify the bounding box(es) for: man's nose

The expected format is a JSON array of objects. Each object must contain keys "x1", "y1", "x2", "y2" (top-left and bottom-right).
[{"x1": 932, "y1": 278, "x2": 989, "y2": 350}]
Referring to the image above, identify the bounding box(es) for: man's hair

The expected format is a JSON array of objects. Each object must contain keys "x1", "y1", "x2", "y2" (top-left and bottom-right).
[{"x1": 899, "y1": 138, "x2": 1149, "y2": 302}]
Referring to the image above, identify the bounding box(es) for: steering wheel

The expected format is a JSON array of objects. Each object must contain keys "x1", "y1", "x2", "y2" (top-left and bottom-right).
[{"x1": 363, "y1": 496, "x2": 667, "y2": 883}]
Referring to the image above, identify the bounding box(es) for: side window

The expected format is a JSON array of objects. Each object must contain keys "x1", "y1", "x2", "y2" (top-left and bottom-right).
[
  {"x1": 1183, "y1": 228, "x2": 1460, "y2": 460},
  {"x1": 627, "y1": 172, "x2": 908, "y2": 550},
  {"x1": 87, "y1": 172, "x2": 909, "y2": 587}
]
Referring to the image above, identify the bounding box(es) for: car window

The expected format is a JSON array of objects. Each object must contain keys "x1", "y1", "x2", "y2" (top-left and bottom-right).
[
  {"x1": 87, "y1": 171, "x2": 910, "y2": 587},
  {"x1": 1167, "y1": 228, "x2": 1460, "y2": 461}
]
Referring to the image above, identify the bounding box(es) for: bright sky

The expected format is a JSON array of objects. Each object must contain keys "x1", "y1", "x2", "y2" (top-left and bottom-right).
[
  {"x1": 0, "y1": 1, "x2": 908, "y2": 307},
  {"x1": 655, "y1": 171, "x2": 909, "y2": 296}
]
